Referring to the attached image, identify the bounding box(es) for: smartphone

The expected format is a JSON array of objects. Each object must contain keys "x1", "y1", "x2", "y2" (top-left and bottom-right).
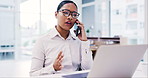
[{"x1": 74, "y1": 22, "x2": 81, "y2": 36}]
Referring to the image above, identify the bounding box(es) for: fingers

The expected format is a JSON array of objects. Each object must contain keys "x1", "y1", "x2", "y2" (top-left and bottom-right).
[
  {"x1": 75, "y1": 19, "x2": 80, "y2": 24},
  {"x1": 56, "y1": 51, "x2": 63, "y2": 63},
  {"x1": 57, "y1": 51, "x2": 62, "y2": 59},
  {"x1": 75, "y1": 20, "x2": 87, "y2": 41},
  {"x1": 57, "y1": 52, "x2": 64, "y2": 62},
  {"x1": 75, "y1": 20, "x2": 84, "y2": 29},
  {"x1": 59, "y1": 66, "x2": 63, "y2": 70},
  {"x1": 53, "y1": 51, "x2": 64, "y2": 71},
  {"x1": 57, "y1": 56, "x2": 63, "y2": 65},
  {"x1": 75, "y1": 20, "x2": 83, "y2": 25}
]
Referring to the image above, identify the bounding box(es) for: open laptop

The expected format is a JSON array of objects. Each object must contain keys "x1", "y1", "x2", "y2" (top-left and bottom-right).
[{"x1": 62, "y1": 44, "x2": 148, "y2": 78}]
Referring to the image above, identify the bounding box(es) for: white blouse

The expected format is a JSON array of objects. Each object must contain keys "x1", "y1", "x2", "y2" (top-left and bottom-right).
[{"x1": 30, "y1": 27, "x2": 93, "y2": 76}]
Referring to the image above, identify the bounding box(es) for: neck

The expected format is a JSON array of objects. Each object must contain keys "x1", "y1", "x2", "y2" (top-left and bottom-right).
[{"x1": 56, "y1": 25, "x2": 69, "y2": 39}]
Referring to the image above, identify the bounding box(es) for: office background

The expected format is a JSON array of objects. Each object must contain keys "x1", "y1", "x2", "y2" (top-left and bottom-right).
[{"x1": 0, "y1": 0, "x2": 148, "y2": 77}]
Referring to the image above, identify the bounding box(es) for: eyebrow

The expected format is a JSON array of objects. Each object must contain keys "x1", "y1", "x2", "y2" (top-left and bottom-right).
[{"x1": 60, "y1": 9, "x2": 78, "y2": 13}]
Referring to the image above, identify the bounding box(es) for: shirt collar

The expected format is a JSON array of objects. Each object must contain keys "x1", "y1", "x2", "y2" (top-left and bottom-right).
[
  {"x1": 48, "y1": 26, "x2": 60, "y2": 39},
  {"x1": 48, "y1": 26, "x2": 77, "y2": 40}
]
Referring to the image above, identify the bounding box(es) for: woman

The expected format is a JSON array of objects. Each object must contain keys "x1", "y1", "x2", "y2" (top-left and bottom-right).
[{"x1": 30, "y1": 0, "x2": 93, "y2": 76}]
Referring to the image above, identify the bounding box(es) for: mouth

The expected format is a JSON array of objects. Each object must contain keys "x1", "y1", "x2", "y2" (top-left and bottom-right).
[{"x1": 65, "y1": 21, "x2": 72, "y2": 25}]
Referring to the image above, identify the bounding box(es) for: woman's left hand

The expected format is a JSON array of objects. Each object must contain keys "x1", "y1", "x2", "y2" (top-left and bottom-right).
[{"x1": 75, "y1": 20, "x2": 87, "y2": 41}]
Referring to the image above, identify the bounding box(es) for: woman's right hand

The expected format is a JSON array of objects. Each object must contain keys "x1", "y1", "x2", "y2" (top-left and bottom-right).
[
  {"x1": 53, "y1": 51, "x2": 64, "y2": 71},
  {"x1": 75, "y1": 20, "x2": 87, "y2": 41}
]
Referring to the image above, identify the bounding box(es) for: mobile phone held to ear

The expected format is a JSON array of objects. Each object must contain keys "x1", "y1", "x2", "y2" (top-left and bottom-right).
[{"x1": 74, "y1": 23, "x2": 81, "y2": 36}]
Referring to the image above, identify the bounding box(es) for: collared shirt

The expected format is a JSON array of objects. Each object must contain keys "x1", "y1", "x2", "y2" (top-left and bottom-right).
[{"x1": 30, "y1": 26, "x2": 93, "y2": 76}]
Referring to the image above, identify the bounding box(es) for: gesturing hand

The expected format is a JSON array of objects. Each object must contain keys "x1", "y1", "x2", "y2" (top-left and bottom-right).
[{"x1": 53, "y1": 51, "x2": 64, "y2": 71}]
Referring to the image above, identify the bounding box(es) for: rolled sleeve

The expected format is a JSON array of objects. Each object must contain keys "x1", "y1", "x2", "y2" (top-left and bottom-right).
[
  {"x1": 30, "y1": 39, "x2": 56, "y2": 76},
  {"x1": 80, "y1": 40, "x2": 93, "y2": 70}
]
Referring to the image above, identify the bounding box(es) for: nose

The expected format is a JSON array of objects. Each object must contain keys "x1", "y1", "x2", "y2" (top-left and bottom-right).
[{"x1": 67, "y1": 14, "x2": 73, "y2": 20}]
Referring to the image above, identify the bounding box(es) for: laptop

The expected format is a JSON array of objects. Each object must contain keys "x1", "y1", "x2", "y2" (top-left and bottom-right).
[{"x1": 62, "y1": 44, "x2": 148, "y2": 78}]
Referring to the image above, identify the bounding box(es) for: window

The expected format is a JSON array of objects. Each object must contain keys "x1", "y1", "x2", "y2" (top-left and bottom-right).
[
  {"x1": 82, "y1": 0, "x2": 95, "y2": 4},
  {"x1": 110, "y1": 0, "x2": 145, "y2": 44},
  {"x1": 0, "y1": 0, "x2": 15, "y2": 60},
  {"x1": 82, "y1": 5, "x2": 95, "y2": 37},
  {"x1": 20, "y1": 0, "x2": 61, "y2": 56}
]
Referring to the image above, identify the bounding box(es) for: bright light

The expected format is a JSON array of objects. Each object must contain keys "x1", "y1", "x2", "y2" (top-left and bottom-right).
[{"x1": 20, "y1": 0, "x2": 61, "y2": 30}]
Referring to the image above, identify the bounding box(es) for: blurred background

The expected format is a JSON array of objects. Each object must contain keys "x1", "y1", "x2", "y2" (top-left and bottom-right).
[{"x1": 0, "y1": 0, "x2": 147, "y2": 77}]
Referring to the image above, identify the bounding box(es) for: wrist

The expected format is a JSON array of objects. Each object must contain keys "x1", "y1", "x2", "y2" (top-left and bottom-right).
[
  {"x1": 53, "y1": 65, "x2": 57, "y2": 71},
  {"x1": 81, "y1": 38, "x2": 87, "y2": 41}
]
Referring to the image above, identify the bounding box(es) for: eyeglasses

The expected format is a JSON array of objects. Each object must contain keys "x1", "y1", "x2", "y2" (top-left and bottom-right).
[{"x1": 58, "y1": 9, "x2": 80, "y2": 19}]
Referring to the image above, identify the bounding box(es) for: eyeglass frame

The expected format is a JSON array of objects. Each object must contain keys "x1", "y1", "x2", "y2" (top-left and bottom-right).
[{"x1": 58, "y1": 9, "x2": 80, "y2": 19}]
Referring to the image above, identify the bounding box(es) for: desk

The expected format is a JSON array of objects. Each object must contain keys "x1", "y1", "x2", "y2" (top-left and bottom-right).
[
  {"x1": 39, "y1": 62, "x2": 148, "y2": 78},
  {"x1": 90, "y1": 45, "x2": 98, "y2": 59},
  {"x1": 88, "y1": 37, "x2": 121, "y2": 59}
]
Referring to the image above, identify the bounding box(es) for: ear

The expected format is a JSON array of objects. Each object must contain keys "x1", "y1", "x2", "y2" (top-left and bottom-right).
[{"x1": 55, "y1": 11, "x2": 58, "y2": 19}]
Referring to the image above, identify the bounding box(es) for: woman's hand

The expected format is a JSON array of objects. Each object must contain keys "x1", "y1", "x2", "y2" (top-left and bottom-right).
[
  {"x1": 75, "y1": 20, "x2": 87, "y2": 41},
  {"x1": 53, "y1": 51, "x2": 64, "y2": 71}
]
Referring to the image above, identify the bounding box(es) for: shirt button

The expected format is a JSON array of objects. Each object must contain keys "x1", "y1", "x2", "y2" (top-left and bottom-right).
[{"x1": 85, "y1": 49, "x2": 87, "y2": 54}]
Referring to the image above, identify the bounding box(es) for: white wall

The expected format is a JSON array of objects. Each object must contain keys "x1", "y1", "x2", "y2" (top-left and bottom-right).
[
  {"x1": 0, "y1": 0, "x2": 15, "y2": 45},
  {"x1": 145, "y1": 0, "x2": 148, "y2": 44},
  {"x1": 14, "y1": 0, "x2": 21, "y2": 60},
  {"x1": 72, "y1": 0, "x2": 82, "y2": 21},
  {"x1": 143, "y1": 0, "x2": 148, "y2": 62}
]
